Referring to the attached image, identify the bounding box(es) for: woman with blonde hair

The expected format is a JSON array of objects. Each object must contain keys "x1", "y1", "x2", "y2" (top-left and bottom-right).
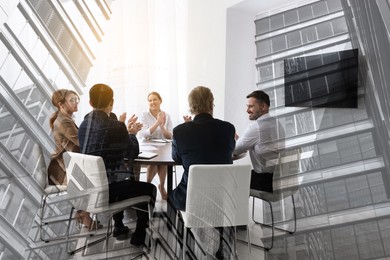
[
  {"x1": 139, "y1": 91, "x2": 173, "y2": 200},
  {"x1": 48, "y1": 89, "x2": 102, "y2": 230}
]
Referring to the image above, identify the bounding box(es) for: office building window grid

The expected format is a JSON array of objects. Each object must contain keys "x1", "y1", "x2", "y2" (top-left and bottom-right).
[
  {"x1": 255, "y1": 0, "x2": 389, "y2": 258},
  {"x1": 27, "y1": 0, "x2": 92, "y2": 81}
]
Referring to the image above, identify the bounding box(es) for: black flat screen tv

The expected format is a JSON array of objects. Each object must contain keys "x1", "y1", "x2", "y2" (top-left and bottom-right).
[{"x1": 284, "y1": 49, "x2": 358, "y2": 108}]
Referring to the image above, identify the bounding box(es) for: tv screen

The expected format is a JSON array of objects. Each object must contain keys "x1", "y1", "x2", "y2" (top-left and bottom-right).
[{"x1": 284, "y1": 49, "x2": 358, "y2": 108}]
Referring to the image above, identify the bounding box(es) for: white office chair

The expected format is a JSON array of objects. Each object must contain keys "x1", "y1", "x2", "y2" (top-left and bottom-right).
[
  {"x1": 251, "y1": 148, "x2": 301, "y2": 250},
  {"x1": 180, "y1": 164, "x2": 252, "y2": 259},
  {"x1": 63, "y1": 152, "x2": 155, "y2": 256},
  {"x1": 37, "y1": 153, "x2": 69, "y2": 243}
]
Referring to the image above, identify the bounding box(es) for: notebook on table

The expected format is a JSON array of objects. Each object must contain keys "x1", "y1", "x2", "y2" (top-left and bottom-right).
[{"x1": 138, "y1": 151, "x2": 158, "y2": 159}]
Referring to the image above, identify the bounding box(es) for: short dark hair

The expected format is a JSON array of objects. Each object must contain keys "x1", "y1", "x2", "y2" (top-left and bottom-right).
[
  {"x1": 89, "y1": 83, "x2": 113, "y2": 109},
  {"x1": 246, "y1": 90, "x2": 270, "y2": 107}
]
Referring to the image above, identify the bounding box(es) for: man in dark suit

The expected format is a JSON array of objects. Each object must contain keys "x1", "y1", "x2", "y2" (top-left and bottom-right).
[
  {"x1": 78, "y1": 83, "x2": 157, "y2": 247},
  {"x1": 168, "y1": 86, "x2": 235, "y2": 259}
]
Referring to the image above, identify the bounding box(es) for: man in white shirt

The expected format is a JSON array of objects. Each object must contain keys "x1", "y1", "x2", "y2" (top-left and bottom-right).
[{"x1": 234, "y1": 90, "x2": 285, "y2": 192}]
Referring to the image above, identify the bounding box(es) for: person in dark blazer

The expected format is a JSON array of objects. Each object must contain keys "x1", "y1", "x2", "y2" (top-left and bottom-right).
[
  {"x1": 78, "y1": 83, "x2": 157, "y2": 246},
  {"x1": 168, "y1": 86, "x2": 235, "y2": 259}
]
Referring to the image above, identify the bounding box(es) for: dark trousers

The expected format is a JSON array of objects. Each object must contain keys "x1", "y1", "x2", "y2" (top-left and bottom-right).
[
  {"x1": 250, "y1": 170, "x2": 273, "y2": 192},
  {"x1": 109, "y1": 180, "x2": 157, "y2": 229}
]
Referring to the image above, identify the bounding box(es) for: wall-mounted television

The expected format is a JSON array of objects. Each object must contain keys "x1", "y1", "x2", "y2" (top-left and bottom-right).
[{"x1": 284, "y1": 49, "x2": 359, "y2": 108}]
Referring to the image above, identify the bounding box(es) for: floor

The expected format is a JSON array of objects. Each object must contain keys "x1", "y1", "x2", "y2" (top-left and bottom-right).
[{"x1": 66, "y1": 169, "x2": 267, "y2": 260}]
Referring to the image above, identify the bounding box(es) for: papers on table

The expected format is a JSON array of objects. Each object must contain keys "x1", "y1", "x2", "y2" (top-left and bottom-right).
[
  {"x1": 150, "y1": 139, "x2": 172, "y2": 143},
  {"x1": 138, "y1": 152, "x2": 158, "y2": 159}
]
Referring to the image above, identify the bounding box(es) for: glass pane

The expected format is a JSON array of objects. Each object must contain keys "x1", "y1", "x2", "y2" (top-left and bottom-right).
[
  {"x1": 346, "y1": 175, "x2": 371, "y2": 208},
  {"x1": 302, "y1": 26, "x2": 317, "y2": 44},
  {"x1": 255, "y1": 18, "x2": 270, "y2": 35},
  {"x1": 15, "y1": 199, "x2": 37, "y2": 236},
  {"x1": 358, "y1": 133, "x2": 376, "y2": 159},
  {"x1": 0, "y1": 42, "x2": 8, "y2": 66},
  {"x1": 17, "y1": 22, "x2": 39, "y2": 55},
  {"x1": 270, "y1": 14, "x2": 284, "y2": 31},
  {"x1": 332, "y1": 17, "x2": 348, "y2": 35},
  {"x1": 287, "y1": 30, "x2": 302, "y2": 48},
  {"x1": 338, "y1": 136, "x2": 362, "y2": 163},
  {"x1": 298, "y1": 5, "x2": 313, "y2": 22},
  {"x1": 274, "y1": 60, "x2": 284, "y2": 78},
  {"x1": 326, "y1": 0, "x2": 343, "y2": 13},
  {"x1": 13, "y1": 69, "x2": 33, "y2": 93},
  {"x1": 0, "y1": 54, "x2": 22, "y2": 88},
  {"x1": 259, "y1": 64, "x2": 273, "y2": 82},
  {"x1": 6, "y1": 9, "x2": 26, "y2": 37},
  {"x1": 325, "y1": 179, "x2": 349, "y2": 211},
  {"x1": 272, "y1": 34, "x2": 287, "y2": 53},
  {"x1": 30, "y1": 38, "x2": 49, "y2": 69},
  {"x1": 296, "y1": 111, "x2": 315, "y2": 134},
  {"x1": 316, "y1": 21, "x2": 333, "y2": 40},
  {"x1": 309, "y1": 76, "x2": 328, "y2": 98},
  {"x1": 42, "y1": 54, "x2": 60, "y2": 83},
  {"x1": 256, "y1": 39, "x2": 272, "y2": 57},
  {"x1": 275, "y1": 86, "x2": 285, "y2": 107},
  {"x1": 280, "y1": 115, "x2": 296, "y2": 138},
  {"x1": 284, "y1": 9, "x2": 299, "y2": 26},
  {"x1": 0, "y1": 100, "x2": 43, "y2": 174},
  {"x1": 312, "y1": 1, "x2": 328, "y2": 17},
  {"x1": 0, "y1": 181, "x2": 22, "y2": 223}
]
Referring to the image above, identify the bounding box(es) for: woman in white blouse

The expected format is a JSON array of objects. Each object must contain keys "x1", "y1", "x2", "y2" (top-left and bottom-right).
[{"x1": 139, "y1": 92, "x2": 173, "y2": 199}]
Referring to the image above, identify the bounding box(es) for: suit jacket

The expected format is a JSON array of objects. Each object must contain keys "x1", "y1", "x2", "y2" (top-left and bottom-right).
[
  {"x1": 78, "y1": 110, "x2": 139, "y2": 183},
  {"x1": 169, "y1": 113, "x2": 235, "y2": 210}
]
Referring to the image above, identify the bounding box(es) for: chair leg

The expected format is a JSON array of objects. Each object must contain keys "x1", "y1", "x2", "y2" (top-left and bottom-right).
[
  {"x1": 182, "y1": 227, "x2": 187, "y2": 260},
  {"x1": 252, "y1": 195, "x2": 298, "y2": 251},
  {"x1": 251, "y1": 197, "x2": 274, "y2": 250},
  {"x1": 291, "y1": 194, "x2": 297, "y2": 234}
]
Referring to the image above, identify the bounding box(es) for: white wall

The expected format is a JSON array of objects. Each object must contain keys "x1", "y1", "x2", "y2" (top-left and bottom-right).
[
  {"x1": 224, "y1": 6, "x2": 257, "y2": 135},
  {"x1": 185, "y1": 0, "x2": 242, "y2": 119}
]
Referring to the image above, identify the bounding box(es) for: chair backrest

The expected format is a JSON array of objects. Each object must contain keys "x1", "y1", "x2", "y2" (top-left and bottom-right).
[
  {"x1": 184, "y1": 164, "x2": 252, "y2": 228},
  {"x1": 254, "y1": 148, "x2": 301, "y2": 201},
  {"x1": 63, "y1": 152, "x2": 109, "y2": 213},
  {"x1": 272, "y1": 148, "x2": 300, "y2": 189}
]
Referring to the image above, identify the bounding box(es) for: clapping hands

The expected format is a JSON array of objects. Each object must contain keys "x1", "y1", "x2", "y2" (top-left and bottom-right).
[
  {"x1": 183, "y1": 115, "x2": 192, "y2": 122},
  {"x1": 119, "y1": 112, "x2": 143, "y2": 134},
  {"x1": 157, "y1": 111, "x2": 166, "y2": 127}
]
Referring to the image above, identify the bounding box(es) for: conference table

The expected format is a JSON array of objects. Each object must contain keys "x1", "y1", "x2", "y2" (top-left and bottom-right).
[
  {"x1": 134, "y1": 140, "x2": 179, "y2": 194},
  {"x1": 133, "y1": 139, "x2": 247, "y2": 194}
]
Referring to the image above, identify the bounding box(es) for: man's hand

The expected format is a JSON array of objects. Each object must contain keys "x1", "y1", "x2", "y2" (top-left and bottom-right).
[
  {"x1": 127, "y1": 114, "x2": 143, "y2": 134},
  {"x1": 119, "y1": 112, "x2": 127, "y2": 123},
  {"x1": 183, "y1": 115, "x2": 192, "y2": 122}
]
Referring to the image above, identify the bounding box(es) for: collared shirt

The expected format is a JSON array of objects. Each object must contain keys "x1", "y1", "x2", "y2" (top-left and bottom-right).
[
  {"x1": 234, "y1": 113, "x2": 285, "y2": 173},
  {"x1": 138, "y1": 110, "x2": 173, "y2": 139}
]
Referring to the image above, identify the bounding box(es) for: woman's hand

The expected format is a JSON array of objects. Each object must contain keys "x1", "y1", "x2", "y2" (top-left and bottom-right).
[{"x1": 157, "y1": 112, "x2": 166, "y2": 127}]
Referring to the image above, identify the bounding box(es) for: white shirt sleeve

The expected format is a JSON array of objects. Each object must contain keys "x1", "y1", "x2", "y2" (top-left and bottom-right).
[{"x1": 234, "y1": 122, "x2": 259, "y2": 155}]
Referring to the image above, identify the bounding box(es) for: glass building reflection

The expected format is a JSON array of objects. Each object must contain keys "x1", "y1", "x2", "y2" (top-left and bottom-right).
[
  {"x1": 0, "y1": 0, "x2": 390, "y2": 259},
  {"x1": 255, "y1": 0, "x2": 390, "y2": 259}
]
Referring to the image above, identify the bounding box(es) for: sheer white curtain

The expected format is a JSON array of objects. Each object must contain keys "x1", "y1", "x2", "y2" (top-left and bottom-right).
[{"x1": 81, "y1": 0, "x2": 188, "y2": 127}]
